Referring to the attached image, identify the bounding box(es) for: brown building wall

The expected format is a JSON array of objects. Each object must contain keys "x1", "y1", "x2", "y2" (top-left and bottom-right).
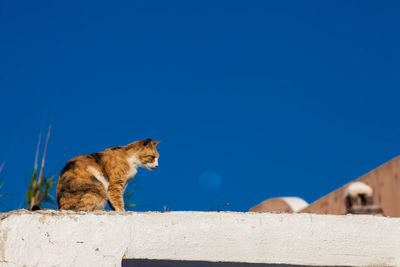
[
  {"x1": 249, "y1": 198, "x2": 294, "y2": 213},
  {"x1": 300, "y1": 156, "x2": 400, "y2": 217}
]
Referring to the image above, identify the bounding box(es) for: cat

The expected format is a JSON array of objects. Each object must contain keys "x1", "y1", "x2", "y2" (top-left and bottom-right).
[{"x1": 56, "y1": 138, "x2": 160, "y2": 211}]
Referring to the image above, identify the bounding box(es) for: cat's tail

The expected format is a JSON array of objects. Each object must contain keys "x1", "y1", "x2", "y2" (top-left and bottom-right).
[{"x1": 31, "y1": 205, "x2": 41, "y2": 211}]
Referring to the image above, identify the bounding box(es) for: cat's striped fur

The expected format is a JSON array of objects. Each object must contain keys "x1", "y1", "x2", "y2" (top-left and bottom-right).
[{"x1": 56, "y1": 138, "x2": 160, "y2": 211}]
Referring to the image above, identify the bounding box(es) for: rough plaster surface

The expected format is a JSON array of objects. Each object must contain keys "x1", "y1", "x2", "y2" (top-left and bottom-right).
[{"x1": 0, "y1": 210, "x2": 399, "y2": 266}]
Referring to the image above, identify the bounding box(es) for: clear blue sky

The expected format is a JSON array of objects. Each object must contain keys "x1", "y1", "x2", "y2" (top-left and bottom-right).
[{"x1": 0, "y1": 1, "x2": 399, "y2": 212}]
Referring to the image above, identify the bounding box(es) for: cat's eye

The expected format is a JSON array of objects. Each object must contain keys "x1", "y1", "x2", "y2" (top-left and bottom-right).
[{"x1": 149, "y1": 156, "x2": 155, "y2": 160}]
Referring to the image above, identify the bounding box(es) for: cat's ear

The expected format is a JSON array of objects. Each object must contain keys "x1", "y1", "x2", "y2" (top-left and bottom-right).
[
  {"x1": 142, "y1": 138, "x2": 152, "y2": 147},
  {"x1": 153, "y1": 141, "x2": 160, "y2": 147}
]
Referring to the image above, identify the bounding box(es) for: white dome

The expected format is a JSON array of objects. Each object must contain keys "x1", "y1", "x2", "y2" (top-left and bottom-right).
[
  {"x1": 345, "y1": 181, "x2": 373, "y2": 197},
  {"x1": 280, "y1": 197, "x2": 309, "y2": 212}
]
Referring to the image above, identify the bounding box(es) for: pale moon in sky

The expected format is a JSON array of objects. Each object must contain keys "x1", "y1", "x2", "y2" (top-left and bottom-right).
[{"x1": 199, "y1": 171, "x2": 222, "y2": 191}]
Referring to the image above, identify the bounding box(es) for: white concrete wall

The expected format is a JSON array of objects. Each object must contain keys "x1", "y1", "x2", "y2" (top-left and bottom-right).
[{"x1": 0, "y1": 210, "x2": 399, "y2": 266}]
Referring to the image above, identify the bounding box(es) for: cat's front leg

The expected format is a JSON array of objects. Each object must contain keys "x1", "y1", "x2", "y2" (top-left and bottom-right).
[{"x1": 108, "y1": 182, "x2": 125, "y2": 211}]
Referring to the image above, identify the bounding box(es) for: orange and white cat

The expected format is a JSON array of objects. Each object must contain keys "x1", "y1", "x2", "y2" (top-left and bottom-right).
[{"x1": 56, "y1": 138, "x2": 160, "y2": 211}]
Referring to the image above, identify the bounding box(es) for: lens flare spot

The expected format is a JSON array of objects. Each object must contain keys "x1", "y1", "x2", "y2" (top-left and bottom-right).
[{"x1": 199, "y1": 171, "x2": 222, "y2": 191}]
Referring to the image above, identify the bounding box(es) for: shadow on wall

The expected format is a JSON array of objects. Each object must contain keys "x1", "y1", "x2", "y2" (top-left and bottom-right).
[{"x1": 122, "y1": 259, "x2": 347, "y2": 267}]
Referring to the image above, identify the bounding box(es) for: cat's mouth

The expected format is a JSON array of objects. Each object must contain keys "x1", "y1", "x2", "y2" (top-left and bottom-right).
[{"x1": 143, "y1": 162, "x2": 158, "y2": 171}]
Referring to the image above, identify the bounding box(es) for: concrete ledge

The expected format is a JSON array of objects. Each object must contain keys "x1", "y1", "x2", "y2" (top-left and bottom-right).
[{"x1": 0, "y1": 210, "x2": 399, "y2": 266}]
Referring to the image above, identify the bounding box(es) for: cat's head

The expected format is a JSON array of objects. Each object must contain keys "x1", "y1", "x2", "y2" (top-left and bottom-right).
[{"x1": 135, "y1": 138, "x2": 160, "y2": 171}]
